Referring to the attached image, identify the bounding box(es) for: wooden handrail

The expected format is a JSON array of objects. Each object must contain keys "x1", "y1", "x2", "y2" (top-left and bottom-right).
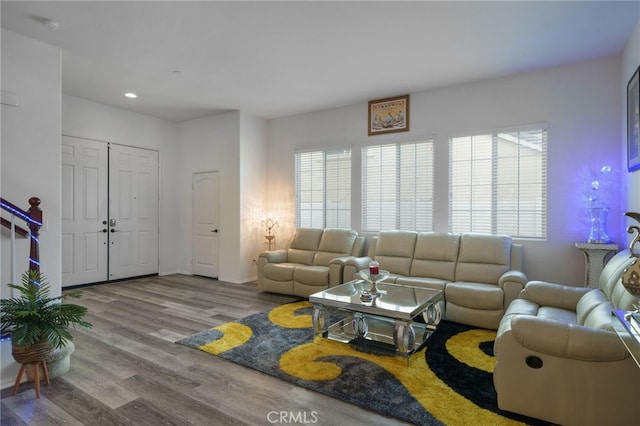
[{"x1": 0, "y1": 197, "x2": 42, "y2": 273}]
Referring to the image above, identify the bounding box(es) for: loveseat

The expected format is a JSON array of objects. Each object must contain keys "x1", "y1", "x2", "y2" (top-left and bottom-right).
[
  {"x1": 257, "y1": 228, "x2": 365, "y2": 297},
  {"x1": 493, "y1": 249, "x2": 640, "y2": 426},
  {"x1": 343, "y1": 231, "x2": 526, "y2": 329}
]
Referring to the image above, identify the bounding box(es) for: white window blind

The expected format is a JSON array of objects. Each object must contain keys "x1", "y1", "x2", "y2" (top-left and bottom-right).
[
  {"x1": 362, "y1": 141, "x2": 434, "y2": 232},
  {"x1": 295, "y1": 149, "x2": 351, "y2": 228},
  {"x1": 449, "y1": 128, "x2": 547, "y2": 239}
]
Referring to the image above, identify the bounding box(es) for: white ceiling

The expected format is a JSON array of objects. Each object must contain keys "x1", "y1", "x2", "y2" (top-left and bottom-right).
[{"x1": 2, "y1": 1, "x2": 639, "y2": 122}]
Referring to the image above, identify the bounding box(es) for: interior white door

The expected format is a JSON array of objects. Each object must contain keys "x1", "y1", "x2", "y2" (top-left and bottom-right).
[
  {"x1": 108, "y1": 144, "x2": 159, "y2": 280},
  {"x1": 192, "y1": 171, "x2": 219, "y2": 278},
  {"x1": 61, "y1": 136, "x2": 109, "y2": 287}
]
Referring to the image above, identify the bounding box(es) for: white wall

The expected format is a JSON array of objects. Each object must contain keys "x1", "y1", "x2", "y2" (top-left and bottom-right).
[
  {"x1": 239, "y1": 112, "x2": 268, "y2": 282},
  {"x1": 1, "y1": 28, "x2": 61, "y2": 389},
  {"x1": 268, "y1": 55, "x2": 623, "y2": 287},
  {"x1": 62, "y1": 95, "x2": 181, "y2": 275},
  {"x1": 623, "y1": 19, "x2": 640, "y2": 239},
  {"x1": 176, "y1": 111, "x2": 267, "y2": 283},
  {"x1": 1, "y1": 29, "x2": 61, "y2": 292},
  {"x1": 177, "y1": 111, "x2": 242, "y2": 282}
]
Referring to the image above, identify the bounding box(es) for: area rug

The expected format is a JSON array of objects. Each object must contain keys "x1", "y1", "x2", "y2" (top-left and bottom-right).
[{"x1": 177, "y1": 301, "x2": 545, "y2": 425}]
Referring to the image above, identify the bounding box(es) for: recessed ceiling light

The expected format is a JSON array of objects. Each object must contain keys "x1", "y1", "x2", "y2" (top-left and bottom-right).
[{"x1": 124, "y1": 92, "x2": 137, "y2": 99}]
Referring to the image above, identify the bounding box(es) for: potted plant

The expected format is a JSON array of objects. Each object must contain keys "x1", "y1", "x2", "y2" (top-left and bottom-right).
[{"x1": 1, "y1": 270, "x2": 92, "y2": 365}]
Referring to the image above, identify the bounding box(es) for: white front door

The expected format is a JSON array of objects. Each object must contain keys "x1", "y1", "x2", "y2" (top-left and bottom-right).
[
  {"x1": 108, "y1": 144, "x2": 159, "y2": 280},
  {"x1": 192, "y1": 171, "x2": 219, "y2": 278},
  {"x1": 61, "y1": 136, "x2": 109, "y2": 286},
  {"x1": 61, "y1": 138, "x2": 159, "y2": 286}
]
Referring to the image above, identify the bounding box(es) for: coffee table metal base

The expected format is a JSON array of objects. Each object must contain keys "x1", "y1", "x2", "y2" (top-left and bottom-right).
[{"x1": 313, "y1": 306, "x2": 435, "y2": 359}]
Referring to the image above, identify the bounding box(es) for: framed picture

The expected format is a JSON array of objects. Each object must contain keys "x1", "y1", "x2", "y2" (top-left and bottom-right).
[
  {"x1": 628, "y1": 65, "x2": 640, "y2": 172},
  {"x1": 368, "y1": 94, "x2": 409, "y2": 136}
]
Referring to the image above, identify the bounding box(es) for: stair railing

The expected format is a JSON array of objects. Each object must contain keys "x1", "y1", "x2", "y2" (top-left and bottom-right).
[{"x1": 0, "y1": 197, "x2": 42, "y2": 289}]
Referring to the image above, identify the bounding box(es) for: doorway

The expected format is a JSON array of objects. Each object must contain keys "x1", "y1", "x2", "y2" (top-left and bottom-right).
[
  {"x1": 61, "y1": 136, "x2": 159, "y2": 287},
  {"x1": 192, "y1": 171, "x2": 219, "y2": 278}
]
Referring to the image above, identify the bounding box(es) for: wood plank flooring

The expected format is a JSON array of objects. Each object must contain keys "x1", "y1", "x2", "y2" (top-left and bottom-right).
[{"x1": 1, "y1": 275, "x2": 409, "y2": 425}]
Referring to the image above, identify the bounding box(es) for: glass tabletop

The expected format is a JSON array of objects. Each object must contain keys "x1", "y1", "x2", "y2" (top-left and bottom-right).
[{"x1": 309, "y1": 280, "x2": 443, "y2": 320}]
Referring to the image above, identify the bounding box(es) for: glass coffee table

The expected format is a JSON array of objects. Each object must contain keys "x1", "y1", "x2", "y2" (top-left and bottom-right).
[{"x1": 309, "y1": 280, "x2": 443, "y2": 359}]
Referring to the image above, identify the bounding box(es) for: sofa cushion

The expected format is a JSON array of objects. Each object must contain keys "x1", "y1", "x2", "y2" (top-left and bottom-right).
[
  {"x1": 287, "y1": 228, "x2": 324, "y2": 265},
  {"x1": 263, "y1": 263, "x2": 297, "y2": 281},
  {"x1": 313, "y1": 228, "x2": 358, "y2": 266},
  {"x1": 374, "y1": 230, "x2": 417, "y2": 276},
  {"x1": 537, "y1": 306, "x2": 579, "y2": 324},
  {"x1": 376, "y1": 273, "x2": 401, "y2": 284},
  {"x1": 410, "y1": 232, "x2": 460, "y2": 280},
  {"x1": 503, "y1": 298, "x2": 540, "y2": 317},
  {"x1": 395, "y1": 276, "x2": 447, "y2": 291},
  {"x1": 294, "y1": 266, "x2": 329, "y2": 286},
  {"x1": 455, "y1": 233, "x2": 511, "y2": 284},
  {"x1": 445, "y1": 282, "x2": 503, "y2": 310}
]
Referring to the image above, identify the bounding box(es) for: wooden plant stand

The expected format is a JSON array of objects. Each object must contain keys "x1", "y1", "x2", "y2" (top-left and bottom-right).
[{"x1": 12, "y1": 360, "x2": 50, "y2": 398}]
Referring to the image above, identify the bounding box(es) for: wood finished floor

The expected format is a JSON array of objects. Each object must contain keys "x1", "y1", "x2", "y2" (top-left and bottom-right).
[{"x1": 1, "y1": 275, "x2": 409, "y2": 426}]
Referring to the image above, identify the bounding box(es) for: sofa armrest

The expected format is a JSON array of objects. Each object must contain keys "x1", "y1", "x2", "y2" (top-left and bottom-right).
[
  {"x1": 329, "y1": 256, "x2": 353, "y2": 287},
  {"x1": 256, "y1": 250, "x2": 288, "y2": 292},
  {"x1": 259, "y1": 250, "x2": 288, "y2": 264},
  {"x1": 343, "y1": 256, "x2": 373, "y2": 282},
  {"x1": 499, "y1": 270, "x2": 528, "y2": 287},
  {"x1": 519, "y1": 281, "x2": 590, "y2": 310},
  {"x1": 499, "y1": 270, "x2": 528, "y2": 309},
  {"x1": 509, "y1": 316, "x2": 628, "y2": 361},
  {"x1": 345, "y1": 256, "x2": 372, "y2": 269}
]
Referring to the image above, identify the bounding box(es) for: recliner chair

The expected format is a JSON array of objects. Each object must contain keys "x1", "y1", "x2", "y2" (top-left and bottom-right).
[{"x1": 493, "y1": 250, "x2": 640, "y2": 425}]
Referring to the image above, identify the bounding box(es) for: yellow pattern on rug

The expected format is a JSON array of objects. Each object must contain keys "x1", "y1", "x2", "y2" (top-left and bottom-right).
[
  {"x1": 199, "y1": 322, "x2": 252, "y2": 355},
  {"x1": 446, "y1": 329, "x2": 496, "y2": 373},
  {"x1": 268, "y1": 300, "x2": 313, "y2": 328}
]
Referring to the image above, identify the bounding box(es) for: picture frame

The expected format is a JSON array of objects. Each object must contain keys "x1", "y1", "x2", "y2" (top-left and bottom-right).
[
  {"x1": 628, "y1": 65, "x2": 640, "y2": 172},
  {"x1": 368, "y1": 94, "x2": 409, "y2": 136}
]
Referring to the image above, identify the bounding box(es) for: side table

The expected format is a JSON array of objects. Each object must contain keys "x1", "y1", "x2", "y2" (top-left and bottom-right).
[{"x1": 574, "y1": 242, "x2": 618, "y2": 288}]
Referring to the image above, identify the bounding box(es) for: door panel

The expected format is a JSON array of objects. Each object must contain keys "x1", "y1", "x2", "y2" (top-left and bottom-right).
[
  {"x1": 109, "y1": 144, "x2": 159, "y2": 280},
  {"x1": 192, "y1": 172, "x2": 219, "y2": 278},
  {"x1": 61, "y1": 136, "x2": 109, "y2": 287}
]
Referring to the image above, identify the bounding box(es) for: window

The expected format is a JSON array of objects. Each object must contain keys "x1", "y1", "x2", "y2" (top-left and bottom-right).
[
  {"x1": 295, "y1": 149, "x2": 351, "y2": 228},
  {"x1": 449, "y1": 128, "x2": 547, "y2": 239},
  {"x1": 362, "y1": 141, "x2": 434, "y2": 232}
]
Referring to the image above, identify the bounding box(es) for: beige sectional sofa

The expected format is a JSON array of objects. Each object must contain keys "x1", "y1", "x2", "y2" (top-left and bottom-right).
[
  {"x1": 343, "y1": 230, "x2": 526, "y2": 329},
  {"x1": 493, "y1": 249, "x2": 640, "y2": 426},
  {"x1": 257, "y1": 228, "x2": 365, "y2": 297}
]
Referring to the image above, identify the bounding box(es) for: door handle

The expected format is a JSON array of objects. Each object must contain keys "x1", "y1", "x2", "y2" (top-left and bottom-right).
[
  {"x1": 211, "y1": 229, "x2": 218, "y2": 233},
  {"x1": 110, "y1": 229, "x2": 118, "y2": 233},
  {"x1": 101, "y1": 229, "x2": 107, "y2": 233}
]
